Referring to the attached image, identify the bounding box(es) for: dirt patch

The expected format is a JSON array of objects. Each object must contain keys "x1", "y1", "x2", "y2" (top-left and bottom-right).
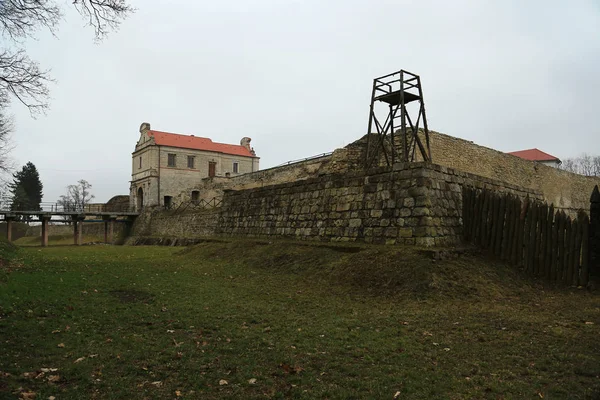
[{"x1": 109, "y1": 289, "x2": 155, "y2": 304}]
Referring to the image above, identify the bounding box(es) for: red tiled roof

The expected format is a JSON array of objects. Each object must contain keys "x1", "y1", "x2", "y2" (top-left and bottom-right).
[
  {"x1": 148, "y1": 130, "x2": 255, "y2": 158},
  {"x1": 507, "y1": 148, "x2": 560, "y2": 162}
]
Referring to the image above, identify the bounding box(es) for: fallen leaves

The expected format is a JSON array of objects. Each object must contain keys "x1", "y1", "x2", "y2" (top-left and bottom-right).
[
  {"x1": 280, "y1": 363, "x2": 304, "y2": 375},
  {"x1": 219, "y1": 379, "x2": 228, "y2": 386},
  {"x1": 57, "y1": 343, "x2": 65, "y2": 348},
  {"x1": 248, "y1": 378, "x2": 257, "y2": 384},
  {"x1": 74, "y1": 357, "x2": 86, "y2": 363}
]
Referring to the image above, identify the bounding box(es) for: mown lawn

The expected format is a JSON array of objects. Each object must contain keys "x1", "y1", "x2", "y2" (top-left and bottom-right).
[{"x1": 0, "y1": 239, "x2": 599, "y2": 399}]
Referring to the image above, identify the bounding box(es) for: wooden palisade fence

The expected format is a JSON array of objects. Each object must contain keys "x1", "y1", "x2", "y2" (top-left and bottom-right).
[{"x1": 462, "y1": 187, "x2": 592, "y2": 286}]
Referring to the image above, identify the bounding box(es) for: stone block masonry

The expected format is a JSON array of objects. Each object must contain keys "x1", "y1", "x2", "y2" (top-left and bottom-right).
[{"x1": 217, "y1": 162, "x2": 539, "y2": 245}]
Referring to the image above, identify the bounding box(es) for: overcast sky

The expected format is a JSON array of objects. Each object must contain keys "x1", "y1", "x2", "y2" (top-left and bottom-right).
[{"x1": 6, "y1": 0, "x2": 600, "y2": 203}]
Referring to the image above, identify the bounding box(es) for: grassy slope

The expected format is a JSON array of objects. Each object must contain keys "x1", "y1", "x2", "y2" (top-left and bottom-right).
[
  {"x1": 14, "y1": 234, "x2": 105, "y2": 247},
  {"x1": 0, "y1": 240, "x2": 598, "y2": 399}
]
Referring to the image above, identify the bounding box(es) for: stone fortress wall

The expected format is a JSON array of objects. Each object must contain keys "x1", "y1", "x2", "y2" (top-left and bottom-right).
[
  {"x1": 130, "y1": 130, "x2": 600, "y2": 246},
  {"x1": 423, "y1": 131, "x2": 600, "y2": 213}
]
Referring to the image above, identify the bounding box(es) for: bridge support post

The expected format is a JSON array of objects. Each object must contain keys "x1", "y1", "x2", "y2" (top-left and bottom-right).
[
  {"x1": 73, "y1": 215, "x2": 85, "y2": 245},
  {"x1": 5, "y1": 216, "x2": 14, "y2": 243},
  {"x1": 41, "y1": 216, "x2": 50, "y2": 247},
  {"x1": 104, "y1": 217, "x2": 116, "y2": 244}
]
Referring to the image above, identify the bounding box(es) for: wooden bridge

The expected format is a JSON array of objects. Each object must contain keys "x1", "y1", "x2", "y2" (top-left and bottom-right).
[{"x1": 0, "y1": 202, "x2": 139, "y2": 247}]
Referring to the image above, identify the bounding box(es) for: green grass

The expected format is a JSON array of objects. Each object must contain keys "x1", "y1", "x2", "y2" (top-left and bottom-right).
[
  {"x1": 14, "y1": 234, "x2": 105, "y2": 247},
  {"x1": 0, "y1": 239, "x2": 599, "y2": 399}
]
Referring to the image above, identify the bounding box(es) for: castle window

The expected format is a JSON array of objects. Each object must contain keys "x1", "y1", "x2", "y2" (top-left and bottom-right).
[
  {"x1": 187, "y1": 156, "x2": 195, "y2": 169},
  {"x1": 139, "y1": 156, "x2": 142, "y2": 169},
  {"x1": 233, "y1": 162, "x2": 239, "y2": 173},
  {"x1": 191, "y1": 190, "x2": 200, "y2": 204},
  {"x1": 168, "y1": 153, "x2": 176, "y2": 167}
]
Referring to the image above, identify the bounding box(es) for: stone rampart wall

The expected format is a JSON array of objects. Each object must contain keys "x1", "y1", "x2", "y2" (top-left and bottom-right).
[
  {"x1": 216, "y1": 162, "x2": 539, "y2": 245},
  {"x1": 424, "y1": 131, "x2": 600, "y2": 213},
  {"x1": 172, "y1": 151, "x2": 348, "y2": 205},
  {"x1": 130, "y1": 208, "x2": 219, "y2": 239}
]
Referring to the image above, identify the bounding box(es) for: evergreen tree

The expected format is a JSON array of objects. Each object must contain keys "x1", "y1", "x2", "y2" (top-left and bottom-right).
[{"x1": 10, "y1": 162, "x2": 43, "y2": 212}]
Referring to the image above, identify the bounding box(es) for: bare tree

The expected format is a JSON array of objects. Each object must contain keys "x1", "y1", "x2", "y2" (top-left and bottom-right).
[
  {"x1": 560, "y1": 154, "x2": 600, "y2": 177},
  {"x1": 59, "y1": 179, "x2": 94, "y2": 211},
  {"x1": 0, "y1": 0, "x2": 133, "y2": 171}
]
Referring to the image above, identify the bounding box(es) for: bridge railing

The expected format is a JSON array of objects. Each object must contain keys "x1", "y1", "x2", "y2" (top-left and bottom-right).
[{"x1": 0, "y1": 201, "x2": 137, "y2": 214}]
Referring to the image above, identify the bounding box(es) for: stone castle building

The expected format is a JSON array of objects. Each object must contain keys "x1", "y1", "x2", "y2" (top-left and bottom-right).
[{"x1": 130, "y1": 123, "x2": 259, "y2": 210}]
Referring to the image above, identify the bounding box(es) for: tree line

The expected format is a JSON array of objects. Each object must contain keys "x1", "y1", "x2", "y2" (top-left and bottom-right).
[
  {"x1": 7, "y1": 161, "x2": 94, "y2": 216},
  {"x1": 559, "y1": 154, "x2": 600, "y2": 177}
]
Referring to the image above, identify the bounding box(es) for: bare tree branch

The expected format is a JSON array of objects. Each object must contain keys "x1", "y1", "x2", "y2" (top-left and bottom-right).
[
  {"x1": 0, "y1": 0, "x2": 133, "y2": 178},
  {"x1": 560, "y1": 154, "x2": 600, "y2": 177},
  {"x1": 0, "y1": 0, "x2": 61, "y2": 41},
  {"x1": 72, "y1": 0, "x2": 134, "y2": 41},
  {"x1": 0, "y1": 50, "x2": 52, "y2": 115},
  {"x1": 0, "y1": 112, "x2": 15, "y2": 173}
]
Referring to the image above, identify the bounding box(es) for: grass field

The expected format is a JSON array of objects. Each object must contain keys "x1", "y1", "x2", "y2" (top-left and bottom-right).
[
  {"x1": 14, "y1": 234, "x2": 105, "y2": 247},
  {"x1": 0, "y1": 239, "x2": 599, "y2": 399}
]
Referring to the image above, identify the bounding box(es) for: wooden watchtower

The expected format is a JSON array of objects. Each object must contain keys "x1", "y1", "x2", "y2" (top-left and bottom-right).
[{"x1": 365, "y1": 70, "x2": 432, "y2": 168}]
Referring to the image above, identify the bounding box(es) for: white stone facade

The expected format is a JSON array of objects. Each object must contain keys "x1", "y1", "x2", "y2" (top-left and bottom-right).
[{"x1": 130, "y1": 123, "x2": 259, "y2": 210}]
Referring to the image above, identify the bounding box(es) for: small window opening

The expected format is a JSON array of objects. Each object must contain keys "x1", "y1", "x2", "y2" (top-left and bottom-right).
[
  {"x1": 139, "y1": 156, "x2": 142, "y2": 169},
  {"x1": 191, "y1": 190, "x2": 200, "y2": 204},
  {"x1": 164, "y1": 196, "x2": 173, "y2": 209},
  {"x1": 233, "y1": 162, "x2": 239, "y2": 173},
  {"x1": 187, "y1": 156, "x2": 195, "y2": 169},
  {"x1": 168, "y1": 154, "x2": 176, "y2": 167}
]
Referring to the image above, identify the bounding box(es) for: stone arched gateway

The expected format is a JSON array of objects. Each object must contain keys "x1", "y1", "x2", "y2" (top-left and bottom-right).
[{"x1": 137, "y1": 187, "x2": 144, "y2": 211}]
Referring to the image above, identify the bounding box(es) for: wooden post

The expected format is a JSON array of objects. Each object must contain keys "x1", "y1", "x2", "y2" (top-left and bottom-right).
[
  {"x1": 509, "y1": 197, "x2": 519, "y2": 265},
  {"x1": 556, "y1": 211, "x2": 566, "y2": 282},
  {"x1": 529, "y1": 202, "x2": 539, "y2": 275},
  {"x1": 490, "y1": 194, "x2": 499, "y2": 253},
  {"x1": 517, "y1": 196, "x2": 529, "y2": 267},
  {"x1": 590, "y1": 185, "x2": 600, "y2": 279},
  {"x1": 473, "y1": 189, "x2": 481, "y2": 243},
  {"x1": 73, "y1": 217, "x2": 84, "y2": 245},
  {"x1": 539, "y1": 204, "x2": 547, "y2": 277},
  {"x1": 545, "y1": 205, "x2": 554, "y2": 279},
  {"x1": 551, "y1": 209, "x2": 559, "y2": 281},
  {"x1": 462, "y1": 187, "x2": 469, "y2": 241},
  {"x1": 566, "y1": 218, "x2": 582, "y2": 286},
  {"x1": 41, "y1": 217, "x2": 49, "y2": 247},
  {"x1": 501, "y1": 195, "x2": 513, "y2": 260},
  {"x1": 486, "y1": 192, "x2": 495, "y2": 249},
  {"x1": 73, "y1": 219, "x2": 78, "y2": 245},
  {"x1": 495, "y1": 195, "x2": 505, "y2": 257},
  {"x1": 480, "y1": 190, "x2": 490, "y2": 248},
  {"x1": 111, "y1": 219, "x2": 115, "y2": 243},
  {"x1": 581, "y1": 213, "x2": 590, "y2": 286},
  {"x1": 523, "y1": 199, "x2": 533, "y2": 273},
  {"x1": 563, "y1": 217, "x2": 572, "y2": 283},
  {"x1": 5, "y1": 217, "x2": 13, "y2": 243},
  {"x1": 531, "y1": 202, "x2": 540, "y2": 276}
]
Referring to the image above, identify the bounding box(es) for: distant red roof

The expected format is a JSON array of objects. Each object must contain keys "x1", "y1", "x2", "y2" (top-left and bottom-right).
[
  {"x1": 507, "y1": 148, "x2": 560, "y2": 162},
  {"x1": 148, "y1": 130, "x2": 255, "y2": 158}
]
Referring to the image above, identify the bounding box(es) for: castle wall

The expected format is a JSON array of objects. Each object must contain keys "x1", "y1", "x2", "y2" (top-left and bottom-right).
[
  {"x1": 217, "y1": 162, "x2": 539, "y2": 246},
  {"x1": 424, "y1": 131, "x2": 600, "y2": 213},
  {"x1": 171, "y1": 151, "x2": 346, "y2": 205},
  {"x1": 129, "y1": 162, "x2": 540, "y2": 246}
]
